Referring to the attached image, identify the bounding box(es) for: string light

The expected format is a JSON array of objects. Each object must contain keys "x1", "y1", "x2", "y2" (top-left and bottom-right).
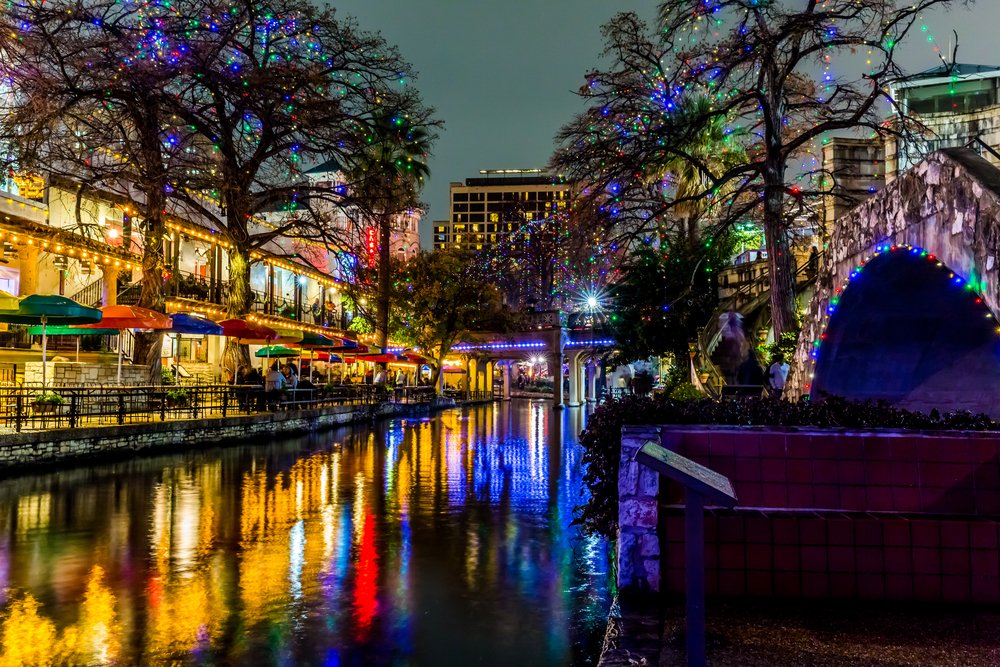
[{"x1": 805, "y1": 243, "x2": 997, "y2": 392}]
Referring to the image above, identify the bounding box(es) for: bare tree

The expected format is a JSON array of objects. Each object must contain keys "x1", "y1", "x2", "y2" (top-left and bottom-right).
[{"x1": 554, "y1": 0, "x2": 970, "y2": 336}]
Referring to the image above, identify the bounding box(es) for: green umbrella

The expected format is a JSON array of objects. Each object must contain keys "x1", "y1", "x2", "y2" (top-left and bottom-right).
[
  {"x1": 254, "y1": 345, "x2": 300, "y2": 358},
  {"x1": 0, "y1": 295, "x2": 102, "y2": 386},
  {"x1": 26, "y1": 325, "x2": 118, "y2": 363}
]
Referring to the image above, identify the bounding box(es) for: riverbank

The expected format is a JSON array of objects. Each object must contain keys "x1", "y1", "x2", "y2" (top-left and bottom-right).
[{"x1": 0, "y1": 397, "x2": 493, "y2": 473}]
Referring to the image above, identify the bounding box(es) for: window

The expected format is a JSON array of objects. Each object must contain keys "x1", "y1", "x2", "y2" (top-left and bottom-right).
[{"x1": 489, "y1": 213, "x2": 499, "y2": 222}]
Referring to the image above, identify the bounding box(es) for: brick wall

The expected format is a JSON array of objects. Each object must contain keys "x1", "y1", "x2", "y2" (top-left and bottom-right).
[{"x1": 618, "y1": 426, "x2": 1000, "y2": 603}]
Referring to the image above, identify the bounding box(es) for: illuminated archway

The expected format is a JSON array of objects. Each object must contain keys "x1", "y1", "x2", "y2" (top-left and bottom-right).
[{"x1": 809, "y1": 246, "x2": 1000, "y2": 415}]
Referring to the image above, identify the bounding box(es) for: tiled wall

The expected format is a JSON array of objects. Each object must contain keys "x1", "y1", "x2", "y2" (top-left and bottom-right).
[{"x1": 650, "y1": 428, "x2": 1000, "y2": 603}]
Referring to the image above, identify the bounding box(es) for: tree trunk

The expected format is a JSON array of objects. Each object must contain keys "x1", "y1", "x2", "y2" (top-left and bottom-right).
[
  {"x1": 133, "y1": 201, "x2": 165, "y2": 384},
  {"x1": 222, "y1": 240, "x2": 252, "y2": 379},
  {"x1": 763, "y1": 158, "x2": 797, "y2": 337},
  {"x1": 132, "y1": 101, "x2": 167, "y2": 384},
  {"x1": 376, "y1": 212, "x2": 391, "y2": 358}
]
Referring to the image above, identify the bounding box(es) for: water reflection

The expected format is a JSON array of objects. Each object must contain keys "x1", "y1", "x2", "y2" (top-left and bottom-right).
[{"x1": 0, "y1": 400, "x2": 609, "y2": 666}]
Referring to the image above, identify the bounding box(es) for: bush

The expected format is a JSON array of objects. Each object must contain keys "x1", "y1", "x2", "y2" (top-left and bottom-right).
[
  {"x1": 165, "y1": 388, "x2": 189, "y2": 406},
  {"x1": 577, "y1": 394, "x2": 997, "y2": 540},
  {"x1": 33, "y1": 391, "x2": 65, "y2": 405},
  {"x1": 669, "y1": 383, "x2": 704, "y2": 401},
  {"x1": 161, "y1": 368, "x2": 176, "y2": 385}
]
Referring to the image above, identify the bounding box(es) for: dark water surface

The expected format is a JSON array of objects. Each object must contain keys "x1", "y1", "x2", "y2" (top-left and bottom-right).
[{"x1": 0, "y1": 400, "x2": 611, "y2": 666}]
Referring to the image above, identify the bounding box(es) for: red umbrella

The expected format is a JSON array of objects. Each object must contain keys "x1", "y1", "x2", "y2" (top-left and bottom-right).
[
  {"x1": 219, "y1": 319, "x2": 277, "y2": 383},
  {"x1": 403, "y1": 352, "x2": 430, "y2": 364},
  {"x1": 75, "y1": 305, "x2": 172, "y2": 384},
  {"x1": 355, "y1": 354, "x2": 401, "y2": 364},
  {"x1": 218, "y1": 319, "x2": 276, "y2": 343}
]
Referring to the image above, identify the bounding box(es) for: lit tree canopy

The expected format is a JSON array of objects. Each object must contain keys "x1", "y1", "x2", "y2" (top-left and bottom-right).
[
  {"x1": 391, "y1": 250, "x2": 516, "y2": 392},
  {"x1": 554, "y1": 0, "x2": 971, "y2": 336}
]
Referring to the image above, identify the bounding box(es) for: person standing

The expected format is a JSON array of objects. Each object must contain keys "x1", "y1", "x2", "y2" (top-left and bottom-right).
[
  {"x1": 311, "y1": 297, "x2": 322, "y2": 324},
  {"x1": 768, "y1": 353, "x2": 790, "y2": 397},
  {"x1": 736, "y1": 355, "x2": 765, "y2": 387}
]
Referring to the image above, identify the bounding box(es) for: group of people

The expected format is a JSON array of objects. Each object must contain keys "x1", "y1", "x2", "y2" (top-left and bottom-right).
[
  {"x1": 736, "y1": 352, "x2": 789, "y2": 396},
  {"x1": 310, "y1": 298, "x2": 339, "y2": 327},
  {"x1": 235, "y1": 362, "x2": 309, "y2": 391}
]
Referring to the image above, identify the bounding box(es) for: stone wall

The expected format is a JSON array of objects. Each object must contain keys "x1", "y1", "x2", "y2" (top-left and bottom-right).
[
  {"x1": 23, "y1": 361, "x2": 149, "y2": 386},
  {"x1": 0, "y1": 402, "x2": 426, "y2": 471},
  {"x1": 788, "y1": 148, "x2": 1000, "y2": 404},
  {"x1": 617, "y1": 426, "x2": 662, "y2": 592}
]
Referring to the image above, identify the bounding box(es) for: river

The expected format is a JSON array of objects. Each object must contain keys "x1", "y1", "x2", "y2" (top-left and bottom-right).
[{"x1": 0, "y1": 399, "x2": 611, "y2": 666}]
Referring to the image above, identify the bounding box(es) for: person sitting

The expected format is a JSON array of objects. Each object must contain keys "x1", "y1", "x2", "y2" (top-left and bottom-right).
[
  {"x1": 265, "y1": 362, "x2": 286, "y2": 408},
  {"x1": 246, "y1": 367, "x2": 264, "y2": 385},
  {"x1": 284, "y1": 362, "x2": 300, "y2": 390}
]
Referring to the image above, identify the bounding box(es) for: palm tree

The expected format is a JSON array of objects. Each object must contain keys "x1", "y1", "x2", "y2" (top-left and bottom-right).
[
  {"x1": 649, "y1": 95, "x2": 749, "y2": 246},
  {"x1": 343, "y1": 108, "x2": 434, "y2": 355}
]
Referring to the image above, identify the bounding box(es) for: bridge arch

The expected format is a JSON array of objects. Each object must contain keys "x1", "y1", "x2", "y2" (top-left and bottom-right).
[
  {"x1": 806, "y1": 245, "x2": 1000, "y2": 414},
  {"x1": 788, "y1": 148, "x2": 1000, "y2": 414}
]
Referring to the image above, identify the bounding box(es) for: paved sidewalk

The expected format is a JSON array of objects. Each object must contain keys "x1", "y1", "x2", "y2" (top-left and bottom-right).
[{"x1": 657, "y1": 599, "x2": 1000, "y2": 666}]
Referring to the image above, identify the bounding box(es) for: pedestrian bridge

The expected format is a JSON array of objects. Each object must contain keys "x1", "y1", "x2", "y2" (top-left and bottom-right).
[
  {"x1": 788, "y1": 148, "x2": 1000, "y2": 417},
  {"x1": 451, "y1": 316, "x2": 615, "y2": 408}
]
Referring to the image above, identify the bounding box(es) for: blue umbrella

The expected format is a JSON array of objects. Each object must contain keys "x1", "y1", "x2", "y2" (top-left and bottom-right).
[
  {"x1": 165, "y1": 313, "x2": 223, "y2": 372},
  {"x1": 167, "y1": 313, "x2": 224, "y2": 336}
]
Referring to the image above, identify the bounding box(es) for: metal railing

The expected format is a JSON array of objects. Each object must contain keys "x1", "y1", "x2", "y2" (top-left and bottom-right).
[
  {"x1": 0, "y1": 383, "x2": 386, "y2": 432},
  {"x1": 70, "y1": 278, "x2": 104, "y2": 308}
]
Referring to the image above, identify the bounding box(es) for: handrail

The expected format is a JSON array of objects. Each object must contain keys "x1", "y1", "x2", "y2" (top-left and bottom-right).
[
  {"x1": 0, "y1": 383, "x2": 387, "y2": 432},
  {"x1": 70, "y1": 277, "x2": 104, "y2": 308}
]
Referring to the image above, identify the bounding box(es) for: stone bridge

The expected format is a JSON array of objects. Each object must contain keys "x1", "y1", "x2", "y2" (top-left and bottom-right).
[
  {"x1": 787, "y1": 148, "x2": 1000, "y2": 416},
  {"x1": 453, "y1": 321, "x2": 615, "y2": 408}
]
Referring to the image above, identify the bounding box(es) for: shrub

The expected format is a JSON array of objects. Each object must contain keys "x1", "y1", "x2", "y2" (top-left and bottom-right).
[
  {"x1": 161, "y1": 368, "x2": 176, "y2": 385},
  {"x1": 577, "y1": 394, "x2": 997, "y2": 540},
  {"x1": 166, "y1": 388, "x2": 189, "y2": 405},
  {"x1": 33, "y1": 391, "x2": 65, "y2": 405},
  {"x1": 669, "y1": 383, "x2": 704, "y2": 401}
]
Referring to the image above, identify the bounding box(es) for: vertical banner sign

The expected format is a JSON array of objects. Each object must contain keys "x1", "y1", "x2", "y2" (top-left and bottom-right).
[{"x1": 365, "y1": 227, "x2": 378, "y2": 263}]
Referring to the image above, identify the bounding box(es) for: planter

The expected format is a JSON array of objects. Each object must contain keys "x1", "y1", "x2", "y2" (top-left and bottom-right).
[
  {"x1": 31, "y1": 402, "x2": 60, "y2": 414},
  {"x1": 165, "y1": 397, "x2": 189, "y2": 409},
  {"x1": 698, "y1": 372, "x2": 710, "y2": 384}
]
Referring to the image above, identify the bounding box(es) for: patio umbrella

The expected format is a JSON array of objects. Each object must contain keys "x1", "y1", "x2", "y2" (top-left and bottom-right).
[
  {"x1": 168, "y1": 313, "x2": 224, "y2": 336},
  {"x1": 218, "y1": 319, "x2": 276, "y2": 383},
  {"x1": 355, "y1": 354, "x2": 403, "y2": 364},
  {"x1": 0, "y1": 294, "x2": 102, "y2": 386},
  {"x1": 27, "y1": 325, "x2": 119, "y2": 362},
  {"x1": 254, "y1": 345, "x2": 300, "y2": 358},
  {"x1": 165, "y1": 313, "x2": 224, "y2": 372},
  {"x1": 76, "y1": 305, "x2": 171, "y2": 384},
  {"x1": 0, "y1": 291, "x2": 18, "y2": 311},
  {"x1": 272, "y1": 328, "x2": 304, "y2": 344}
]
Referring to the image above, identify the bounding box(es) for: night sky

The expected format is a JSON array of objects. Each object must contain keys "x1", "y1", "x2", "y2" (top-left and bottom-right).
[{"x1": 332, "y1": 1, "x2": 997, "y2": 248}]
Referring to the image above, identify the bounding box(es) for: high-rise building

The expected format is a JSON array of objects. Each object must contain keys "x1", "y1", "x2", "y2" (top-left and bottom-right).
[{"x1": 432, "y1": 169, "x2": 571, "y2": 251}]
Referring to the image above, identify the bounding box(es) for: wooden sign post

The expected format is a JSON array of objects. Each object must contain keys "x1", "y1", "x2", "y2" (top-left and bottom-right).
[{"x1": 634, "y1": 441, "x2": 738, "y2": 667}]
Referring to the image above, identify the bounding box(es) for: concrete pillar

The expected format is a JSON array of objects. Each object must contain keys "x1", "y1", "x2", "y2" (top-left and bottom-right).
[
  {"x1": 567, "y1": 353, "x2": 582, "y2": 407},
  {"x1": 17, "y1": 244, "x2": 39, "y2": 295},
  {"x1": 550, "y1": 351, "x2": 564, "y2": 409},
  {"x1": 465, "y1": 357, "x2": 475, "y2": 394},
  {"x1": 102, "y1": 264, "x2": 120, "y2": 306},
  {"x1": 486, "y1": 360, "x2": 494, "y2": 397},
  {"x1": 502, "y1": 362, "x2": 512, "y2": 400},
  {"x1": 585, "y1": 362, "x2": 598, "y2": 403}
]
